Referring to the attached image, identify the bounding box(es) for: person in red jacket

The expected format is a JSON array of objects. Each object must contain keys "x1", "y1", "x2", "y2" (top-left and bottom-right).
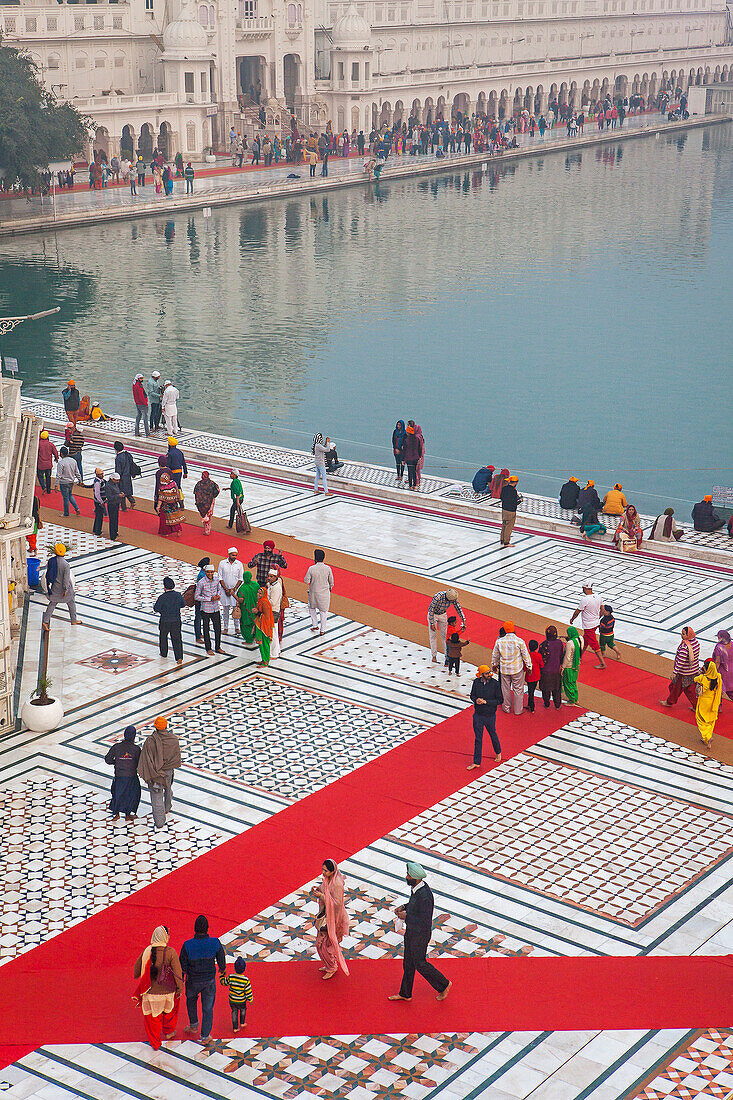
[
  {"x1": 133, "y1": 374, "x2": 150, "y2": 437},
  {"x1": 37, "y1": 430, "x2": 59, "y2": 494}
]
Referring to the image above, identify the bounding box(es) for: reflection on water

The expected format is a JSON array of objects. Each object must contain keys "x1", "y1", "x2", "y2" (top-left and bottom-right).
[{"x1": 1, "y1": 122, "x2": 731, "y2": 513}]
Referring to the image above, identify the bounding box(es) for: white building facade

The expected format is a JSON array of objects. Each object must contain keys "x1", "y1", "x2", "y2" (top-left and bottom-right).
[{"x1": 0, "y1": 0, "x2": 731, "y2": 158}]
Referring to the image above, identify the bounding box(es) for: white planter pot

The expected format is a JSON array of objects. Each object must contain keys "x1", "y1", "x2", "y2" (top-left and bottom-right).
[
  {"x1": 21, "y1": 697, "x2": 64, "y2": 733},
  {"x1": 205, "y1": 154, "x2": 216, "y2": 163}
]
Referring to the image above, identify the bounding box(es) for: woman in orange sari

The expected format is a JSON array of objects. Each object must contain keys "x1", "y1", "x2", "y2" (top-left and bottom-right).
[
  {"x1": 254, "y1": 585, "x2": 274, "y2": 666},
  {"x1": 613, "y1": 504, "x2": 644, "y2": 551},
  {"x1": 312, "y1": 859, "x2": 350, "y2": 980}
]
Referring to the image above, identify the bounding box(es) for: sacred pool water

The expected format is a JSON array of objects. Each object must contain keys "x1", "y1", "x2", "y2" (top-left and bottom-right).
[{"x1": 1, "y1": 121, "x2": 731, "y2": 513}]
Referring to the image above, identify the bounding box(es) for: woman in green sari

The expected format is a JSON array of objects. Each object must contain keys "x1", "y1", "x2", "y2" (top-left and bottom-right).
[
  {"x1": 562, "y1": 625, "x2": 583, "y2": 706},
  {"x1": 237, "y1": 570, "x2": 260, "y2": 648}
]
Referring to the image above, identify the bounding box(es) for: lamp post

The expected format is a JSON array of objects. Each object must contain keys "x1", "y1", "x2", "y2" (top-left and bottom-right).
[
  {"x1": 579, "y1": 32, "x2": 594, "y2": 58},
  {"x1": 0, "y1": 309, "x2": 61, "y2": 410},
  {"x1": 509, "y1": 36, "x2": 525, "y2": 66}
]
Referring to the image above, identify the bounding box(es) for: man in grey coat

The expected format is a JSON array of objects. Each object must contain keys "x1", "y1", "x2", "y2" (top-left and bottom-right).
[
  {"x1": 42, "y1": 543, "x2": 82, "y2": 629},
  {"x1": 148, "y1": 370, "x2": 163, "y2": 432}
]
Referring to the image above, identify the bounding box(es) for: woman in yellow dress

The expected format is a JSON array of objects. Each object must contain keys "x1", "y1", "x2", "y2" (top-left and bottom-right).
[{"x1": 694, "y1": 658, "x2": 723, "y2": 745}]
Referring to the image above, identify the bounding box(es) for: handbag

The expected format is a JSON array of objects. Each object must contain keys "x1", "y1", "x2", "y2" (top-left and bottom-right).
[
  {"x1": 156, "y1": 958, "x2": 177, "y2": 993},
  {"x1": 182, "y1": 583, "x2": 196, "y2": 607},
  {"x1": 233, "y1": 604, "x2": 241, "y2": 620},
  {"x1": 235, "y1": 505, "x2": 251, "y2": 535},
  {"x1": 280, "y1": 581, "x2": 290, "y2": 610}
]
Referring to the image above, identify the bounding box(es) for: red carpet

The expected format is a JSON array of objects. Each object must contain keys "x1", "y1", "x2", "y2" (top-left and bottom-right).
[
  {"x1": 55, "y1": 495, "x2": 729, "y2": 737},
  {"x1": 0, "y1": 706, "x2": 570, "y2": 1062},
  {"x1": 3, "y1": 956, "x2": 732, "y2": 1055}
]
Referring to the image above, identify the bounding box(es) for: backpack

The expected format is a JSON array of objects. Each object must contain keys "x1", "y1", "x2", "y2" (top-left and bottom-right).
[
  {"x1": 130, "y1": 459, "x2": 142, "y2": 478},
  {"x1": 45, "y1": 555, "x2": 59, "y2": 595}
]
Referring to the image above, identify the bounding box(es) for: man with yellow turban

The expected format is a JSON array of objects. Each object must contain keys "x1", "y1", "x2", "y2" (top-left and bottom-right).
[{"x1": 42, "y1": 543, "x2": 82, "y2": 630}]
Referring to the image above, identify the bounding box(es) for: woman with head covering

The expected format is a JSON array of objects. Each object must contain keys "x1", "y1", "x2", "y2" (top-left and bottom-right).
[
  {"x1": 312, "y1": 433, "x2": 329, "y2": 496},
  {"x1": 104, "y1": 725, "x2": 141, "y2": 821},
  {"x1": 133, "y1": 925, "x2": 183, "y2": 1049},
  {"x1": 392, "y1": 420, "x2": 407, "y2": 484},
  {"x1": 562, "y1": 626, "x2": 583, "y2": 706},
  {"x1": 694, "y1": 659, "x2": 723, "y2": 745},
  {"x1": 650, "y1": 508, "x2": 684, "y2": 542},
  {"x1": 713, "y1": 630, "x2": 733, "y2": 700},
  {"x1": 157, "y1": 471, "x2": 184, "y2": 537},
  {"x1": 538, "y1": 625, "x2": 565, "y2": 709},
  {"x1": 580, "y1": 502, "x2": 606, "y2": 542},
  {"x1": 414, "y1": 423, "x2": 425, "y2": 486},
  {"x1": 193, "y1": 471, "x2": 220, "y2": 536},
  {"x1": 311, "y1": 859, "x2": 350, "y2": 980},
  {"x1": 153, "y1": 456, "x2": 168, "y2": 512},
  {"x1": 236, "y1": 570, "x2": 260, "y2": 648},
  {"x1": 613, "y1": 504, "x2": 644, "y2": 552},
  {"x1": 490, "y1": 468, "x2": 510, "y2": 498},
  {"x1": 254, "y1": 585, "x2": 274, "y2": 666}
]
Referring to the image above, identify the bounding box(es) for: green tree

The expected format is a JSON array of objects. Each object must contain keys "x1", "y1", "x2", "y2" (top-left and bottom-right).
[{"x1": 0, "y1": 39, "x2": 90, "y2": 187}]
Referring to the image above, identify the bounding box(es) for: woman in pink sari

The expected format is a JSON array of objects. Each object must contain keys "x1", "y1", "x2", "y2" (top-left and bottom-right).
[{"x1": 312, "y1": 859, "x2": 349, "y2": 980}]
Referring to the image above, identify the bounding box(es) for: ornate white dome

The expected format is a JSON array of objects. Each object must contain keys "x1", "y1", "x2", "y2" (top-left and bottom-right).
[
  {"x1": 163, "y1": 0, "x2": 209, "y2": 53},
  {"x1": 331, "y1": 3, "x2": 372, "y2": 49}
]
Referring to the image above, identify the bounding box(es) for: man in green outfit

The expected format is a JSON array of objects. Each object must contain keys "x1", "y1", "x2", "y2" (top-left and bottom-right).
[{"x1": 227, "y1": 470, "x2": 244, "y2": 529}]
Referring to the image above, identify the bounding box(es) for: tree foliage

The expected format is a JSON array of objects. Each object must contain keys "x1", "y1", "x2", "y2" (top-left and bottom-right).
[{"x1": 0, "y1": 40, "x2": 91, "y2": 186}]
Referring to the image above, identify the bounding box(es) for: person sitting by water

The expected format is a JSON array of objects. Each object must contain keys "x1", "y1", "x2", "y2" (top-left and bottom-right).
[
  {"x1": 577, "y1": 479, "x2": 602, "y2": 514},
  {"x1": 691, "y1": 495, "x2": 726, "y2": 532},
  {"x1": 613, "y1": 504, "x2": 644, "y2": 551},
  {"x1": 649, "y1": 508, "x2": 683, "y2": 542},
  {"x1": 580, "y1": 502, "x2": 606, "y2": 542},
  {"x1": 324, "y1": 438, "x2": 344, "y2": 473},
  {"x1": 472, "y1": 465, "x2": 495, "y2": 494},
  {"x1": 490, "y1": 468, "x2": 509, "y2": 498},
  {"x1": 559, "y1": 476, "x2": 580, "y2": 511},
  {"x1": 90, "y1": 400, "x2": 111, "y2": 422},
  {"x1": 601, "y1": 483, "x2": 628, "y2": 516}
]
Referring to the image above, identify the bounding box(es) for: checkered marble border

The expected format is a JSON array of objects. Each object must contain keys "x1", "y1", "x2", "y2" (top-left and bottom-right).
[{"x1": 626, "y1": 1028, "x2": 733, "y2": 1100}]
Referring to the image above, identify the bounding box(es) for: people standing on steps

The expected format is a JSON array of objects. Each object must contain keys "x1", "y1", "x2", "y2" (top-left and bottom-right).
[
  {"x1": 105, "y1": 725, "x2": 141, "y2": 821},
  {"x1": 491, "y1": 621, "x2": 532, "y2": 715},
  {"x1": 305, "y1": 548, "x2": 334, "y2": 635},
  {"x1": 153, "y1": 577, "x2": 186, "y2": 665},
  {"x1": 218, "y1": 548, "x2": 244, "y2": 635},
  {"x1": 92, "y1": 467, "x2": 107, "y2": 536},
  {"x1": 114, "y1": 440, "x2": 137, "y2": 509},
  {"x1": 194, "y1": 563, "x2": 224, "y2": 655},
  {"x1": 312, "y1": 433, "x2": 329, "y2": 496},
  {"x1": 388, "y1": 863, "x2": 451, "y2": 1003},
  {"x1": 162, "y1": 380, "x2": 180, "y2": 436},
  {"x1": 42, "y1": 542, "x2": 82, "y2": 629},
  {"x1": 133, "y1": 374, "x2": 150, "y2": 437},
  {"x1": 148, "y1": 371, "x2": 163, "y2": 432},
  {"x1": 499, "y1": 475, "x2": 522, "y2": 546},
  {"x1": 62, "y1": 379, "x2": 81, "y2": 425},
  {"x1": 427, "y1": 589, "x2": 466, "y2": 663},
  {"x1": 106, "y1": 473, "x2": 124, "y2": 540},
  {"x1": 36, "y1": 431, "x2": 58, "y2": 494},
  {"x1": 55, "y1": 447, "x2": 82, "y2": 517},
  {"x1": 403, "y1": 421, "x2": 423, "y2": 491},
  {"x1": 469, "y1": 666, "x2": 503, "y2": 769},
  {"x1": 166, "y1": 437, "x2": 188, "y2": 488},
  {"x1": 227, "y1": 471, "x2": 244, "y2": 528},
  {"x1": 138, "y1": 715, "x2": 182, "y2": 830}
]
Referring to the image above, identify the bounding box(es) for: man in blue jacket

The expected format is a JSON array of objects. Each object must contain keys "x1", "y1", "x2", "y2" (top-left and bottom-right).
[{"x1": 180, "y1": 915, "x2": 226, "y2": 1042}]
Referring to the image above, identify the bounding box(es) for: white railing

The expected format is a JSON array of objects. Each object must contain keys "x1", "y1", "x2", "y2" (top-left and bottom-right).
[
  {"x1": 67, "y1": 92, "x2": 178, "y2": 110},
  {"x1": 235, "y1": 16, "x2": 275, "y2": 30}
]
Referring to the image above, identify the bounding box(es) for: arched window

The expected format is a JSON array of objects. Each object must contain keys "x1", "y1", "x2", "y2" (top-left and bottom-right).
[
  {"x1": 288, "y1": 2, "x2": 296, "y2": 22},
  {"x1": 209, "y1": 6, "x2": 215, "y2": 24},
  {"x1": 199, "y1": 4, "x2": 208, "y2": 24}
]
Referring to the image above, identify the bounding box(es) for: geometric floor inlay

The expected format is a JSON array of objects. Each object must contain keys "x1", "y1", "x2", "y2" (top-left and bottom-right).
[
  {"x1": 77, "y1": 649, "x2": 152, "y2": 675},
  {"x1": 629, "y1": 1028, "x2": 733, "y2": 1099},
  {"x1": 391, "y1": 754, "x2": 733, "y2": 926},
  {"x1": 164, "y1": 677, "x2": 422, "y2": 800}
]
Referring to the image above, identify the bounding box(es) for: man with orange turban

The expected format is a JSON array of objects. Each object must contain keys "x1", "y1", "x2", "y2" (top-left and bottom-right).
[
  {"x1": 138, "y1": 716, "x2": 182, "y2": 830},
  {"x1": 691, "y1": 495, "x2": 725, "y2": 533}
]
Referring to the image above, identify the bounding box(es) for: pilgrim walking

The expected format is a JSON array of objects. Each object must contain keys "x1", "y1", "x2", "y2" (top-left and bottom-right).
[{"x1": 389, "y1": 862, "x2": 451, "y2": 1002}]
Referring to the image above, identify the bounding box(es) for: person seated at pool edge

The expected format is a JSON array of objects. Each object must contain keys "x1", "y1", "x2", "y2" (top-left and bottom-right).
[
  {"x1": 691, "y1": 495, "x2": 726, "y2": 533},
  {"x1": 472, "y1": 465, "x2": 496, "y2": 494},
  {"x1": 559, "y1": 476, "x2": 580, "y2": 510}
]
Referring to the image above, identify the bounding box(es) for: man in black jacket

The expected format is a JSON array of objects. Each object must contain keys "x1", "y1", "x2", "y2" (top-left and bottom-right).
[
  {"x1": 388, "y1": 863, "x2": 451, "y2": 1002},
  {"x1": 499, "y1": 475, "x2": 522, "y2": 546},
  {"x1": 153, "y1": 577, "x2": 186, "y2": 665},
  {"x1": 469, "y1": 665, "x2": 503, "y2": 769},
  {"x1": 180, "y1": 915, "x2": 226, "y2": 1042}
]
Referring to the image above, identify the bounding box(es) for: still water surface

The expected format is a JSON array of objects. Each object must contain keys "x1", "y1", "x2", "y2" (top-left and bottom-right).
[{"x1": 1, "y1": 123, "x2": 731, "y2": 514}]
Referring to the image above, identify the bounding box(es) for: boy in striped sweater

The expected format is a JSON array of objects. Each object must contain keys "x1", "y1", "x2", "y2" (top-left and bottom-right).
[{"x1": 219, "y1": 956, "x2": 253, "y2": 1031}]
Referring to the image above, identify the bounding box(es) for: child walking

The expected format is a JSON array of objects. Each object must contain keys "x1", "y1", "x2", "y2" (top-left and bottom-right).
[
  {"x1": 220, "y1": 956, "x2": 253, "y2": 1032},
  {"x1": 446, "y1": 632, "x2": 470, "y2": 675},
  {"x1": 526, "y1": 639, "x2": 544, "y2": 711},
  {"x1": 444, "y1": 615, "x2": 459, "y2": 666},
  {"x1": 599, "y1": 604, "x2": 621, "y2": 664}
]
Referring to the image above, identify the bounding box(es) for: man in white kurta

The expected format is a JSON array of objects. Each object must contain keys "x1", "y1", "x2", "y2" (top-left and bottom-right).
[
  {"x1": 304, "y1": 549, "x2": 334, "y2": 634},
  {"x1": 218, "y1": 548, "x2": 244, "y2": 634},
  {"x1": 162, "y1": 381, "x2": 180, "y2": 435}
]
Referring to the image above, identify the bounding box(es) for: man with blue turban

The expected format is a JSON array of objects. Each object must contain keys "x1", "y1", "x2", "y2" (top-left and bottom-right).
[{"x1": 388, "y1": 862, "x2": 451, "y2": 1002}]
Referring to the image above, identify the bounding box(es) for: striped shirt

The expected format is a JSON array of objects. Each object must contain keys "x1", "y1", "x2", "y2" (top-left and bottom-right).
[
  {"x1": 427, "y1": 592, "x2": 466, "y2": 630},
  {"x1": 673, "y1": 638, "x2": 700, "y2": 676},
  {"x1": 220, "y1": 972, "x2": 253, "y2": 1004},
  {"x1": 492, "y1": 634, "x2": 531, "y2": 676}
]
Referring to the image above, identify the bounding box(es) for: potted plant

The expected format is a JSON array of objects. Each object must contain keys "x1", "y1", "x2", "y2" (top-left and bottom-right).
[{"x1": 21, "y1": 677, "x2": 64, "y2": 733}]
